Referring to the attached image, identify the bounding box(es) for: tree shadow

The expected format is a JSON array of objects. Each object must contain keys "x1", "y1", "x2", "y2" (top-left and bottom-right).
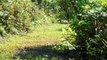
[{"x1": 13, "y1": 45, "x2": 69, "y2": 60}]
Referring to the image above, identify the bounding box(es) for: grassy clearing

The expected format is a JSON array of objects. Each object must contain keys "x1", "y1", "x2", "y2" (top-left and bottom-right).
[{"x1": 0, "y1": 24, "x2": 67, "y2": 60}]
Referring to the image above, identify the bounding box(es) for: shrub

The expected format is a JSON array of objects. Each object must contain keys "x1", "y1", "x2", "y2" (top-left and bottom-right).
[
  {"x1": 0, "y1": 0, "x2": 56, "y2": 36},
  {"x1": 0, "y1": 0, "x2": 34, "y2": 35},
  {"x1": 69, "y1": 1, "x2": 107, "y2": 59}
]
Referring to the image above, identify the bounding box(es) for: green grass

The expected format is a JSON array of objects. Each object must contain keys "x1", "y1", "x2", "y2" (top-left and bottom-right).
[{"x1": 0, "y1": 24, "x2": 67, "y2": 60}]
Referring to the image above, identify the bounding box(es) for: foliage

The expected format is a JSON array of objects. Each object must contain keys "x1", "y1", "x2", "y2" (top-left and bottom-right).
[
  {"x1": 0, "y1": 0, "x2": 34, "y2": 36},
  {"x1": 68, "y1": 0, "x2": 107, "y2": 59},
  {"x1": 32, "y1": 10, "x2": 58, "y2": 25},
  {"x1": 53, "y1": 26, "x2": 76, "y2": 56},
  {"x1": 43, "y1": 0, "x2": 60, "y2": 12},
  {"x1": 61, "y1": 27, "x2": 77, "y2": 43},
  {"x1": 0, "y1": 0, "x2": 57, "y2": 36},
  {"x1": 40, "y1": 0, "x2": 107, "y2": 59},
  {"x1": 53, "y1": 41, "x2": 75, "y2": 53}
]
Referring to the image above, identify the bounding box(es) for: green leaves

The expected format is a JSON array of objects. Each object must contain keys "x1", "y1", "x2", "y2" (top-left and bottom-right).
[
  {"x1": 65, "y1": 0, "x2": 107, "y2": 59},
  {"x1": 0, "y1": 26, "x2": 7, "y2": 36},
  {"x1": 54, "y1": 41, "x2": 75, "y2": 52},
  {"x1": 0, "y1": 0, "x2": 34, "y2": 36}
]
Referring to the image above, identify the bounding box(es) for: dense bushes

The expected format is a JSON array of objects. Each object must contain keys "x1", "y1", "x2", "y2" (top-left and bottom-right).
[
  {"x1": 31, "y1": 0, "x2": 107, "y2": 59},
  {"x1": 68, "y1": 1, "x2": 107, "y2": 59},
  {"x1": 0, "y1": 0, "x2": 56, "y2": 36},
  {"x1": 53, "y1": 0, "x2": 107, "y2": 59},
  {"x1": 0, "y1": 0, "x2": 34, "y2": 36}
]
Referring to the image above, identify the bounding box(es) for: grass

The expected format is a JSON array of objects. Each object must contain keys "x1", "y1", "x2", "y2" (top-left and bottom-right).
[{"x1": 0, "y1": 24, "x2": 67, "y2": 60}]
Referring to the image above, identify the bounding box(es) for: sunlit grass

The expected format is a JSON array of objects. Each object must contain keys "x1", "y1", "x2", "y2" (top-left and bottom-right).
[{"x1": 0, "y1": 24, "x2": 67, "y2": 60}]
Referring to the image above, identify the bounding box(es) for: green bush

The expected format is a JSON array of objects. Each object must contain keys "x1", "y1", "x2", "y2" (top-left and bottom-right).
[
  {"x1": 0, "y1": 0, "x2": 57, "y2": 36},
  {"x1": 68, "y1": 1, "x2": 107, "y2": 59},
  {"x1": 0, "y1": 0, "x2": 34, "y2": 35}
]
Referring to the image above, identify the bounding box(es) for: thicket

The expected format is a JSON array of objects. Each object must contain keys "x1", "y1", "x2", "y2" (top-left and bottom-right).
[
  {"x1": 0, "y1": 0, "x2": 56, "y2": 36},
  {"x1": 50, "y1": 0, "x2": 107, "y2": 60},
  {"x1": 58, "y1": 0, "x2": 107, "y2": 60}
]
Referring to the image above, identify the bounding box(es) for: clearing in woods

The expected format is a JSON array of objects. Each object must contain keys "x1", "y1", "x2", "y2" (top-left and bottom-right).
[{"x1": 0, "y1": 24, "x2": 68, "y2": 60}]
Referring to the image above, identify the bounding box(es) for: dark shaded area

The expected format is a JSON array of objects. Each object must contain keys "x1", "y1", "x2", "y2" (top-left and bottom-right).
[
  {"x1": 31, "y1": 0, "x2": 42, "y2": 9},
  {"x1": 13, "y1": 45, "x2": 71, "y2": 60}
]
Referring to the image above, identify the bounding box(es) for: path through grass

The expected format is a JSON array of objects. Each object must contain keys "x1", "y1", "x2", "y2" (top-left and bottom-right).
[{"x1": 0, "y1": 24, "x2": 67, "y2": 60}]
